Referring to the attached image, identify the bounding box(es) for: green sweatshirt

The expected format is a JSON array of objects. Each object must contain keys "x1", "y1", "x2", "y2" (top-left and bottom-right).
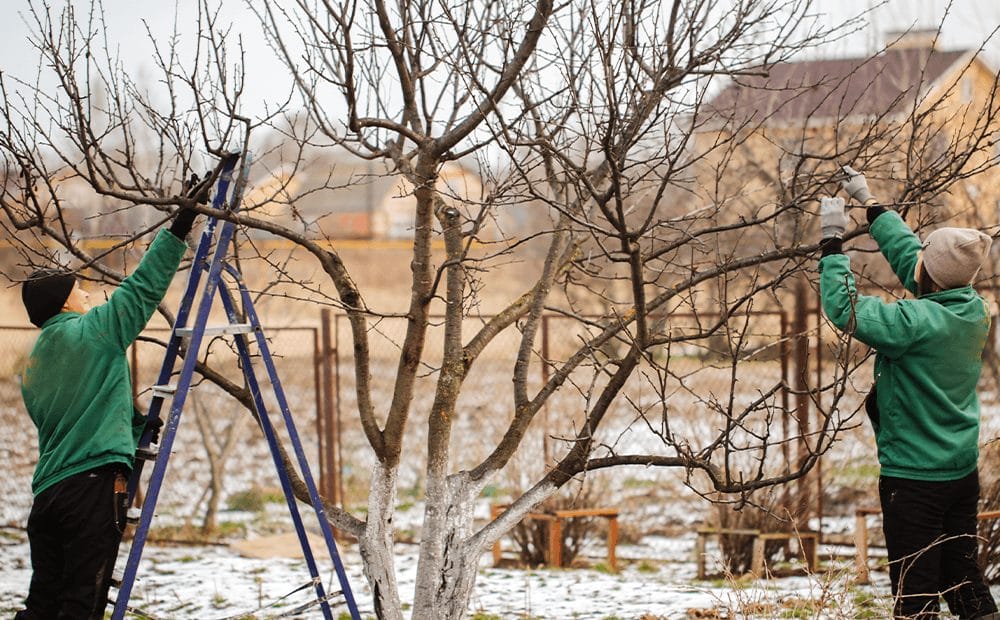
[
  {"x1": 820, "y1": 211, "x2": 990, "y2": 481},
  {"x1": 21, "y1": 229, "x2": 187, "y2": 495}
]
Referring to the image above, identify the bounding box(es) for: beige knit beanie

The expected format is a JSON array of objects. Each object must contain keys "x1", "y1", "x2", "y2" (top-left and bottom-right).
[{"x1": 922, "y1": 227, "x2": 992, "y2": 289}]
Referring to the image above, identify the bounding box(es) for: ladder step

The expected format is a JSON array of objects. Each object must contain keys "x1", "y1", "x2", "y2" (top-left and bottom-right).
[
  {"x1": 126, "y1": 507, "x2": 142, "y2": 525},
  {"x1": 150, "y1": 384, "x2": 176, "y2": 398},
  {"x1": 175, "y1": 323, "x2": 255, "y2": 337},
  {"x1": 135, "y1": 446, "x2": 159, "y2": 461}
]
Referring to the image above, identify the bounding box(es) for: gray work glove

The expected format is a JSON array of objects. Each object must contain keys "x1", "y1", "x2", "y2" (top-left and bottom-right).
[
  {"x1": 820, "y1": 197, "x2": 848, "y2": 239},
  {"x1": 840, "y1": 165, "x2": 875, "y2": 205}
]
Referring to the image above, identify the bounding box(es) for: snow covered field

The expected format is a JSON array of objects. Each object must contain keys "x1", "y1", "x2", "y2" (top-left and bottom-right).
[{"x1": 0, "y1": 524, "x2": 905, "y2": 619}]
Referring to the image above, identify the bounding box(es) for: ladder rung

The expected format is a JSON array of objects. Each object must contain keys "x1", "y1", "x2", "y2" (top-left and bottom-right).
[
  {"x1": 150, "y1": 384, "x2": 176, "y2": 397},
  {"x1": 126, "y1": 507, "x2": 142, "y2": 525},
  {"x1": 175, "y1": 323, "x2": 255, "y2": 337},
  {"x1": 135, "y1": 446, "x2": 159, "y2": 461}
]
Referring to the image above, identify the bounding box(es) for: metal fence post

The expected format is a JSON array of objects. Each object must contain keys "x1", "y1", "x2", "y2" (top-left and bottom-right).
[
  {"x1": 320, "y1": 309, "x2": 342, "y2": 512},
  {"x1": 793, "y1": 278, "x2": 812, "y2": 529},
  {"x1": 314, "y1": 326, "x2": 325, "y2": 499},
  {"x1": 542, "y1": 314, "x2": 551, "y2": 466}
]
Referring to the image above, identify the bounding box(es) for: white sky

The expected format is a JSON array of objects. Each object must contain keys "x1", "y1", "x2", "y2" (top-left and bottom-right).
[{"x1": 0, "y1": 0, "x2": 997, "y2": 121}]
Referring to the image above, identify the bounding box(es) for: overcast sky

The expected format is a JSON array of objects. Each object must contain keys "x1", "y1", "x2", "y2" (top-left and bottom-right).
[{"x1": 0, "y1": 0, "x2": 997, "y2": 121}]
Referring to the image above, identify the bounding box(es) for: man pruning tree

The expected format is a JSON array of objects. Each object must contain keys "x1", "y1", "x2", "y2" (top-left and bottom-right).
[
  {"x1": 818, "y1": 166, "x2": 998, "y2": 619},
  {"x1": 15, "y1": 177, "x2": 208, "y2": 620}
]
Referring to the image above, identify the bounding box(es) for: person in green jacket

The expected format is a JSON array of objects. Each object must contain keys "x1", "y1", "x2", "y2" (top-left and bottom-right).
[
  {"x1": 819, "y1": 166, "x2": 998, "y2": 619},
  {"x1": 15, "y1": 183, "x2": 206, "y2": 620}
]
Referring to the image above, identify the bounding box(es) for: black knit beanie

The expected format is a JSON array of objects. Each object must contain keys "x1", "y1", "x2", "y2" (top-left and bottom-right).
[{"x1": 22, "y1": 269, "x2": 77, "y2": 327}]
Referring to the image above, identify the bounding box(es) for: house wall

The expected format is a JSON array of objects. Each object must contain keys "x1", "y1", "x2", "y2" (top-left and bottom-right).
[{"x1": 684, "y1": 55, "x2": 1000, "y2": 301}]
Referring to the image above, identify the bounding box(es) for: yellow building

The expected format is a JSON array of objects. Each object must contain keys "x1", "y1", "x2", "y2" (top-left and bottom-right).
[{"x1": 695, "y1": 31, "x2": 1000, "y2": 290}]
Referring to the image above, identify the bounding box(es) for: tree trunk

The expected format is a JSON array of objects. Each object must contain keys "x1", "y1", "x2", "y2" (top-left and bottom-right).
[
  {"x1": 359, "y1": 461, "x2": 404, "y2": 620},
  {"x1": 412, "y1": 472, "x2": 479, "y2": 619},
  {"x1": 201, "y1": 474, "x2": 222, "y2": 534}
]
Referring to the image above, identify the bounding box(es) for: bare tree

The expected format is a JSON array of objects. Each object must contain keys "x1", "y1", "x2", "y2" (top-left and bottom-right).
[{"x1": 2, "y1": 1, "x2": 999, "y2": 618}]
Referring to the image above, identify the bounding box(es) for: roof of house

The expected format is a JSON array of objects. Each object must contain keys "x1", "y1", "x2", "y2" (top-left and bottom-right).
[{"x1": 702, "y1": 47, "x2": 973, "y2": 127}]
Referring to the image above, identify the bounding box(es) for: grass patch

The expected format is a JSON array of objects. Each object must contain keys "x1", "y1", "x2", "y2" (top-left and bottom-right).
[
  {"x1": 622, "y1": 478, "x2": 657, "y2": 489},
  {"x1": 147, "y1": 520, "x2": 247, "y2": 543},
  {"x1": 851, "y1": 587, "x2": 885, "y2": 618},
  {"x1": 593, "y1": 562, "x2": 617, "y2": 575},
  {"x1": 830, "y1": 462, "x2": 881, "y2": 486},
  {"x1": 227, "y1": 486, "x2": 285, "y2": 512}
]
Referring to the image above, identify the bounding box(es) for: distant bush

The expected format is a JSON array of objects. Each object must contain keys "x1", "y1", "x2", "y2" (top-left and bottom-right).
[
  {"x1": 226, "y1": 486, "x2": 284, "y2": 513},
  {"x1": 510, "y1": 483, "x2": 606, "y2": 568},
  {"x1": 711, "y1": 486, "x2": 813, "y2": 576}
]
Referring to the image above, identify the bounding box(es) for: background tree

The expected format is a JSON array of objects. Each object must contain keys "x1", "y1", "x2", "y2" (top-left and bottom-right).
[{"x1": 2, "y1": 1, "x2": 999, "y2": 618}]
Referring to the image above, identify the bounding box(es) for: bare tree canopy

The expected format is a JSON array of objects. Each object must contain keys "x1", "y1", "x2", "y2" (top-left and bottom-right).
[{"x1": 2, "y1": 0, "x2": 999, "y2": 617}]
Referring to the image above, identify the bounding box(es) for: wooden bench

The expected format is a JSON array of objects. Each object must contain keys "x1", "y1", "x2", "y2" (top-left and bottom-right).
[
  {"x1": 853, "y1": 507, "x2": 1000, "y2": 584},
  {"x1": 490, "y1": 504, "x2": 620, "y2": 570},
  {"x1": 695, "y1": 527, "x2": 819, "y2": 579}
]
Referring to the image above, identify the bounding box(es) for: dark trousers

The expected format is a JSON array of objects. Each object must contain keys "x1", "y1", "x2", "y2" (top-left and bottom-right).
[
  {"x1": 880, "y1": 470, "x2": 998, "y2": 619},
  {"x1": 16, "y1": 464, "x2": 129, "y2": 620}
]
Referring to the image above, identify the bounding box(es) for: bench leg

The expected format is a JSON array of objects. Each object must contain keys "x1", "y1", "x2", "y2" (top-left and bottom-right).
[
  {"x1": 854, "y1": 513, "x2": 870, "y2": 584},
  {"x1": 751, "y1": 536, "x2": 765, "y2": 578},
  {"x1": 490, "y1": 504, "x2": 503, "y2": 566},
  {"x1": 607, "y1": 517, "x2": 619, "y2": 571},
  {"x1": 548, "y1": 519, "x2": 563, "y2": 568},
  {"x1": 802, "y1": 535, "x2": 818, "y2": 573},
  {"x1": 493, "y1": 539, "x2": 502, "y2": 567},
  {"x1": 695, "y1": 534, "x2": 707, "y2": 580}
]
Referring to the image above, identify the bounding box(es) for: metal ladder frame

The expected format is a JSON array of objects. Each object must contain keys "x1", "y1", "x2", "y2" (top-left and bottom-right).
[{"x1": 110, "y1": 153, "x2": 361, "y2": 620}]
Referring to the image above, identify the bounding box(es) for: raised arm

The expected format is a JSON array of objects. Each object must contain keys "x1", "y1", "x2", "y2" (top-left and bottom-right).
[
  {"x1": 819, "y1": 251, "x2": 918, "y2": 359},
  {"x1": 79, "y1": 177, "x2": 208, "y2": 351},
  {"x1": 840, "y1": 166, "x2": 921, "y2": 296},
  {"x1": 81, "y1": 230, "x2": 187, "y2": 351}
]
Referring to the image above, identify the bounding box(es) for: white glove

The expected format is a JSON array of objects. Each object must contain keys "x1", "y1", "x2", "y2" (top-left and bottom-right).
[
  {"x1": 820, "y1": 197, "x2": 848, "y2": 239},
  {"x1": 840, "y1": 165, "x2": 875, "y2": 205}
]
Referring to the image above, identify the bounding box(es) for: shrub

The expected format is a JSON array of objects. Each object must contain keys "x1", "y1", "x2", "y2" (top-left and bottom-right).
[
  {"x1": 710, "y1": 486, "x2": 814, "y2": 576},
  {"x1": 510, "y1": 483, "x2": 606, "y2": 568},
  {"x1": 978, "y1": 440, "x2": 1000, "y2": 582}
]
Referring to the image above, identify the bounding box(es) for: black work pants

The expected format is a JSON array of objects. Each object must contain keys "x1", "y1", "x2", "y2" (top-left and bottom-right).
[
  {"x1": 16, "y1": 464, "x2": 129, "y2": 620},
  {"x1": 880, "y1": 470, "x2": 998, "y2": 619}
]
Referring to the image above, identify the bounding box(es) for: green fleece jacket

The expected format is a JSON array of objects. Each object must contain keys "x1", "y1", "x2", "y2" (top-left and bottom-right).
[
  {"x1": 21, "y1": 229, "x2": 187, "y2": 495},
  {"x1": 820, "y1": 211, "x2": 990, "y2": 481}
]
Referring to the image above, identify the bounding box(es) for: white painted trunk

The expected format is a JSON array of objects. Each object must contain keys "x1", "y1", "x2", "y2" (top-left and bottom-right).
[
  {"x1": 358, "y1": 462, "x2": 404, "y2": 620},
  {"x1": 412, "y1": 473, "x2": 479, "y2": 619},
  {"x1": 359, "y1": 466, "x2": 561, "y2": 619}
]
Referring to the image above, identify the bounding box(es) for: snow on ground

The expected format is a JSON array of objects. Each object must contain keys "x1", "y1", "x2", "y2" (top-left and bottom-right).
[{"x1": 0, "y1": 523, "x2": 905, "y2": 620}]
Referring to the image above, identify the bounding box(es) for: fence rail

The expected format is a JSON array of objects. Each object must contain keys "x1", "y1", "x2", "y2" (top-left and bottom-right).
[{"x1": 8, "y1": 303, "x2": 988, "y2": 533}]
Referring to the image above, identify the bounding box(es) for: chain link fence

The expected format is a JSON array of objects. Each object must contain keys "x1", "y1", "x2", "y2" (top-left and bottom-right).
[
  {"x1": 7, "y1": 305, "x2": 994, "y2": 537},
  {"x1": 0, "y1": 325, "x2": 322, "y2": 530},
  {"x1": 329, "y1": 309, "x2": 865, "y2": 508}
]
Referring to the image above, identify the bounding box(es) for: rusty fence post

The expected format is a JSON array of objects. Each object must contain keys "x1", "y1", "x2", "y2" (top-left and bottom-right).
[
  {"x1": 780, "y1": 309, "x2": 790, "y2": 470},
  {"x1": 793, "y1": 278, "x2": 812, "y2": 529},
  {"x1": 319, "y1": 309, "x2": 342, "y2": 512},
  {"x1": 333, "y1": 314, "x2": 344, "y2": 509},
  {"x1": 542, "y1": 314, "x2": 551, "y2": 466},
  {"x1": 314, "y1": 326, "x2": 326, "y2": 499}
]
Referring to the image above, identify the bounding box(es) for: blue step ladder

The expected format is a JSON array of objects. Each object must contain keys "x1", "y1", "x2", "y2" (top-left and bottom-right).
[{"x1": 109, "y1": 153, "x2": 361, "y2": 620}]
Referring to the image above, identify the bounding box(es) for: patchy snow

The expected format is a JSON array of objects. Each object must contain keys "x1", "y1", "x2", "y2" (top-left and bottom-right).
[
  {"x1": 6, "y1": 520, "x2": 1000, "y2": 619},
  {"x1": 1, "y1": 523, "x2": 905, "y2": 619}
]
